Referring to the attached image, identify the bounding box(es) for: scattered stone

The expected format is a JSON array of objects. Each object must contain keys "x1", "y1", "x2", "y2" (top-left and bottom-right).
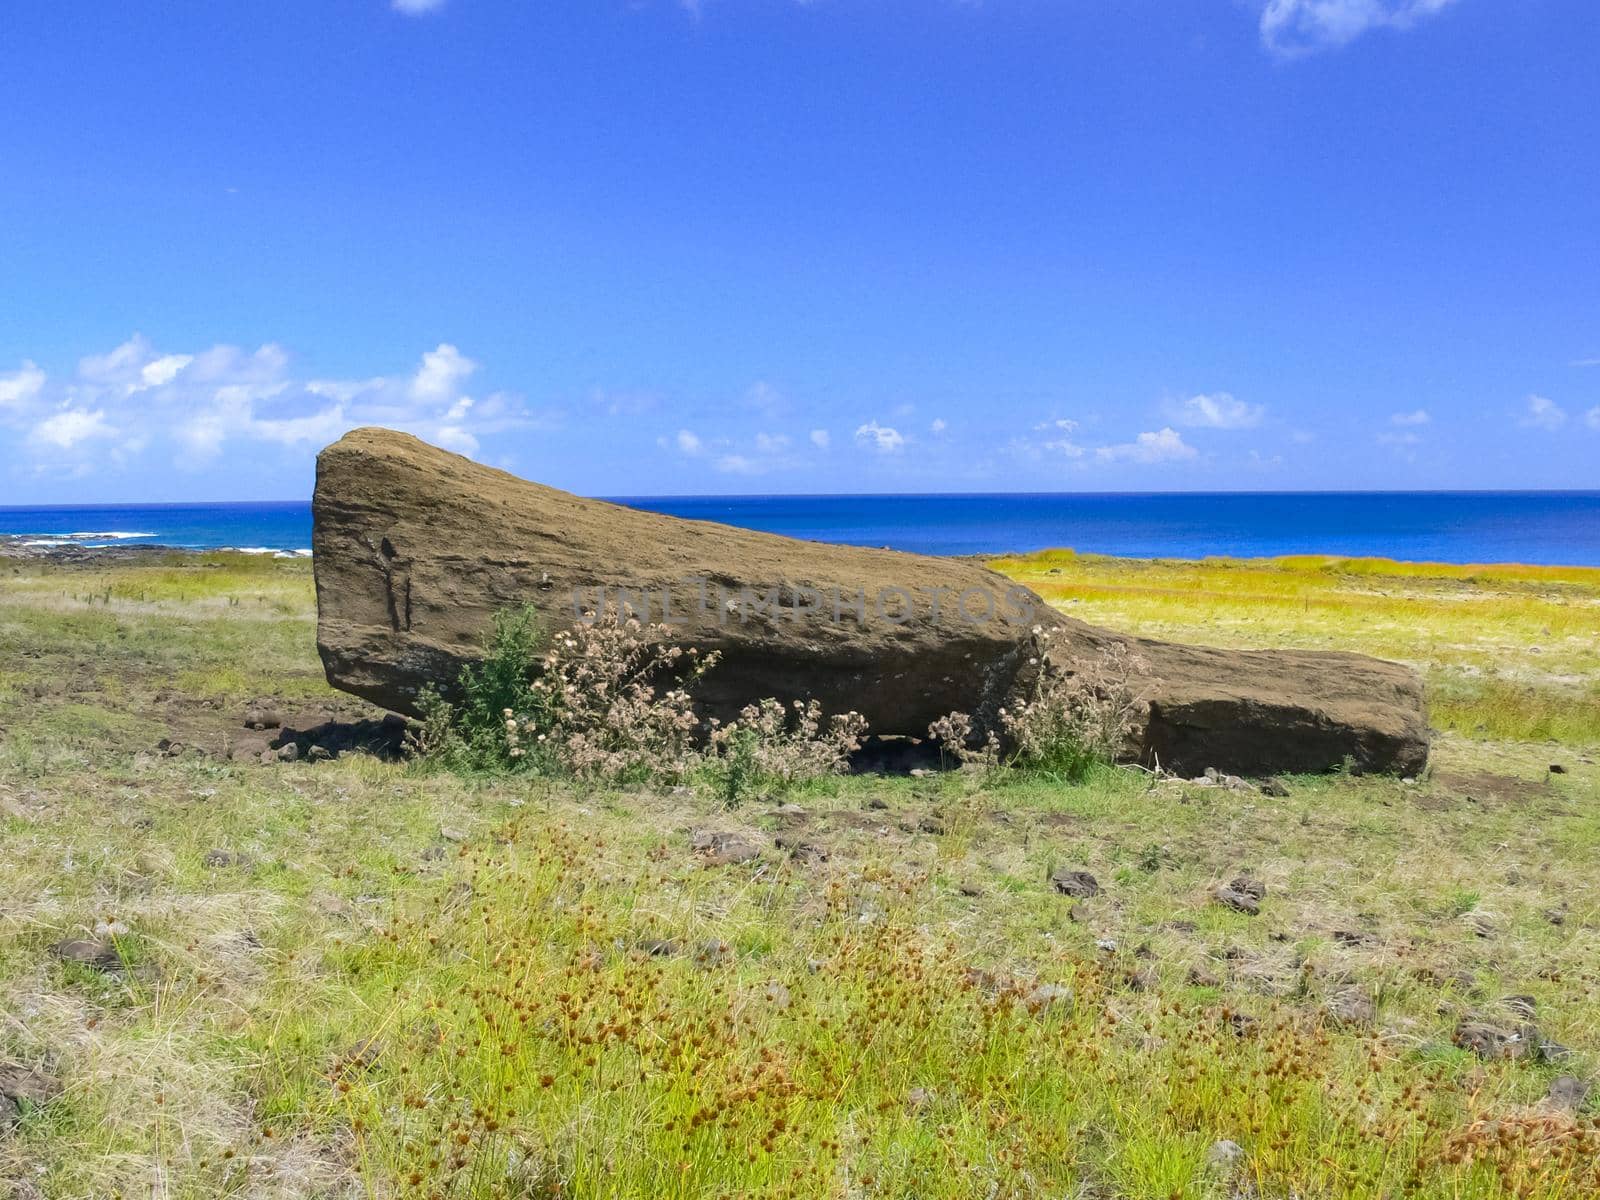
[
  {"x1": 1545, "y1": 906, "x2": 1568, "y2": 926},
  {"x1": 1539, "y1": 1038, "x2": 1572, "y2": 1063},
  {"x1": 1545, "y1": 1075, "x2": 1590, "y2": 1113},
  {"x1": 1225, "y1": 1010, "x2": 1259, "y2": 1037},
  {"x1": 639, "y1": 938, "x2": 679, "y2": 958},
  {"x1": 956, "y1": 881, "x2": 984, "y2": 898},
  {"x1": 775, "y1": 836, "x2": 828, "y2": 866},
  {"x1": 774, "y1": 803, "x2": 808, "y2": 818},
  {"x1": 1127, "y1": 965, "x2": 1158, "y2": 992},
  {"x1": 276, "y1": 742, "x2": 300, "y2": 763},
  {"x1": 1503, "y1": 994, "x2": 1537, "y2": 1020},
  {"x1": 905, "y1": 1086, "x2": 933, "y2": 1111},
  {"x1": 865, "y1": 796, "x2": 890, "y2": 812},
  {"x1": 909, "y1": 768, "x2": 934, "y2": 779},
  {"x1": 155, "y1": 738, "x2": 186, "y2": 757},
  {"x1": 243, "y1": 706, "x2": 282, "y2": 730},
  {"x1": 692, "y1": 831, "x2": 760, "y2": 866},
  {"x1": 201, "y1": 849, "x2": 247, "y2": 869},
  {"x1": 1206, "y1": 1139, "x2": 1245, "y2": 1169},
  {"x1": 916, "y1": 814, "x2": 947, "y2": 836},
  {"x1": 1095, "y1": 938, "x2": 1118, "y2": 954},
  {"x1": 1067, "y1": 903, "x2": 1089, "y2": 924},
  {"x1": 1332, "y1": 928, "x2": 1376, "y2": 946},
  {"x1": 763, "y1": 982, "x2": 792, "y2": 1009},
  {"x1": 420, "y1": 845, "x2": 446, "y2": 862},
  {"x1": 1187, "y1": 964, "x2": 1221, "y2": 988},
  {"x1": 306, "y1": 744, "x2": 333, "y2": 762},
  {"x1": 1211, "y1": 882, "x2": 1262, "y2": 916},
  {"x1": 0, "y1": 1063, "x2": 62, "y2": 1132},
  {"x1": 439, "y1": 826, "x2": 468, "y2": 844},
  {"x1": 1326, "y1": 986, "x2": 1376, "y2": 1027},
  {"x1": 1453, "y1": 1020, "x2": 1540, "y2": 1061},
  {"x1": 1023, "y1": 983, "x2": 1073, "y2": 1013},
  {"x1": 1549, "y1": 763, "x2": 1567, "y2": 775},
  {"x1": 1259, "y1": 778, "x2": 1291, "y2": 797},
  {"x1": 51, "y1": 938, "x2": 120, "y2": 973},
  {"x1": 1050, "y1": 868, "x2": 1100, "y2": 898}
]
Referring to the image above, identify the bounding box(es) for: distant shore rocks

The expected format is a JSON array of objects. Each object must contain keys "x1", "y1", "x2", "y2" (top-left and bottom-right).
[{"x1": 310, "y1": 427, "x2": 1430, "y2": 778}]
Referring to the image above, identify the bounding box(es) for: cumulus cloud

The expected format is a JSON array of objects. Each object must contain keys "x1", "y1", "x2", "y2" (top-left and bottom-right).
[
  {"x1": 1167, "y1": 392, "x2": 1263, "y2": 430},
  {"x1": 1390, "y1": 408, "x2": 1431, "y2": 426},
  {"x1": 1095, "y1": 427, "x2": 1197, "y2": 464},
  {"x1": 854, "y1": 420, "x2": 905, "y2": 453},
  {"x1": 31, "y1": 408, "x2": 116, "y2": 450},
  {"x1": 0, "y1": 360, "x2": 46, "y2": 409},
  {"x1": 754, "y1": 432, "x2": 789, "y2": 454},
  {"x1": 929, "y1": 418, "x2": 947, "y2": 435},
  {"x1": 1260, "y1": 0, "x2": 1460, "y2": 57},
  {"x1": 1587, "y1": 407, "x2": 1600, "y2": 431},
  {"x1": 674, "y1": 429, "x2": 703, "y2": 455},
  {"x1": 1521, "y1": 394, "x2": 1567, "y2": 431},
  {"x1": 392, "y1": 0, "x2": 447, "y2": 13},
  {"x1": 0, "y1": 335, "x2": 535, "y2": 479},
  {"x1": 809, "y1": 428, "x2": 830, "y2": 449},
  {"x1": 1377, "y1": 430, "x2": 1421, "y2": 447}
]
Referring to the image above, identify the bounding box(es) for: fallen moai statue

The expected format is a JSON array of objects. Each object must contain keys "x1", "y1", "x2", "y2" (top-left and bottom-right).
[{"x1": 313, "y1": 428, "x2": 1429, "y2": 777}]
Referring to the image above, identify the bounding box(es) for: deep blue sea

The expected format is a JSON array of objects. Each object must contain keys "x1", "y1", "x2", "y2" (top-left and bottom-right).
[{"x1": 2, "y1": 493, "x2": 1599, "y2": 566}]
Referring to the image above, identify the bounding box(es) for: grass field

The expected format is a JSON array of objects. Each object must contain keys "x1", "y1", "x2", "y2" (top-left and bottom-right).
[{"x1": 1, "y1": 551, "x2": 1597, "y2": 1199}]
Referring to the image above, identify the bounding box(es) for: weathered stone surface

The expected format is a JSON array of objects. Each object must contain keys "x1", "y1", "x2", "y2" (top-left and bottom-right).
[{"x1": 313, "y1": 428, "x2": 1430, "y2": 776}]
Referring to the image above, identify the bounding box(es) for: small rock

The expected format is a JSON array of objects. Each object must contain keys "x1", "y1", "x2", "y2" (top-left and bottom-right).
[
  {"x1": 1050, "y1": 868, "x2": 1100, "y2": 898},
  {"x1": 1545, "y1": 1075, "x2": 1590, "y2": 1113},
  {"x1": 1326, "y1": 986, "x2": 1376, "y2": 1027},
  {"x1": 0, "y1": 1063, "x2": 63, "y2": 1132},
  {"x1": 1549, "y1": 764, "x2": 1567, "y2": 775},
  {"x1": 774, "y1": 803, "x2": 808, "y2": 818},
  {"x1": 905, "y1": 1086, "x2": 933, "y2": 1111},
  {"x1": 1225, "y1": 1010, "x2": 1258, "y2": 1037},
  {"x1": 1187, "y1": 964, "x2": 1221, "y2": 988},
  {"x1": 775, "y1": 835, "x2": 828, "y2": 865},
  {"x1": 1095, "y1": 938, "x2": 1118, "y2": 954},
  {"x1": 243, "y1": 707, "x2": 282, "y2": 731},
  {"x1": 1023, "y1": 983, "x2": 1073, "y2": 1013},
  {"x1": 956, "y1": 881, "x2": 984, "y2": 897},
  {"x1": 1453, "y1": 1019, "x2": 1540, "y2": 1061},
  {"x1": 763, "y1": 981, "x2": 791, "y2": 1009},
  {"x1": 916, "y1": 814, "x2": 946, "y2": 835},
  {"x1": 51, "y1": 938, "x2": 120, "y2": 973},
  {"x1": 1503, "y1": 994, "x2": 1537, "y2": 1020},
  {"x1": 201, "y1": 849, "x2": 247, "y2": 869},
  {"x1": 306, "y1": 744, "x2": 333, "y2": 762},
  {"x1": 439, "y1": 827, "x2": 468, "y2": 844},
  {"x1": 1259, "y1": 778, "x2": 1291, "y2": 797},
  {"x1": 865, "y1": 796, "x2": 890, "y2": 811},
  {"x1": 1545, "y1": 907, "x2": 1568, "y2": 927},
  {"x1": 692, "y1": 831, "x2": 760, "y2": 866},
  {"x1": 639, "y1": 938, "x2": 679, "y2": 958},
  {"x1": 1067, "y1": 903, "x2": 1089, "y2": 924},
  {"x1": 1126, "y1": 965, "x2": 1158, "y2": 992},
  {"x1": 420, "y1": 845, "x2": 446, "y2": 862},
  {"x1": 276, "y1": 742, "x2": 300, "y2": 763},
  {"x1": 1211, "y1": 883, "x2": 1261, "y2": 916},
  {"x1": 909, "y1": 768, "x2": 934, "y2": 778},
  {"x1": 1206, "y1": 1139, "x2": 1245, "y2": 1169},
  {"x1": 1539, "y1": 1038, "x2": 1572, "y2": 1063}
]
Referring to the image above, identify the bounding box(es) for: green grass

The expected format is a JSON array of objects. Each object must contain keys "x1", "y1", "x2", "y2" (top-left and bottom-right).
[
  {"x1": 1, "y1": 552, "x2": 1598, "y2": 1198},
  {"x1": 990, "y1": 549, "x2": 1600, "y2": 747}
]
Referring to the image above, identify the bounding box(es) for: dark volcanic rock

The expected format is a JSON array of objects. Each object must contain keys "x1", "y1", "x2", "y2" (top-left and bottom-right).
[{"x1": 312, "y1": 428, "x2": 1431, "y2": 776}]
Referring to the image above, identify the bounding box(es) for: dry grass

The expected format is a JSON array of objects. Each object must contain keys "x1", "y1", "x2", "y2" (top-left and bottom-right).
[{"x1": 1, "y1": 553, "x2": 1598, "y2": 1198}]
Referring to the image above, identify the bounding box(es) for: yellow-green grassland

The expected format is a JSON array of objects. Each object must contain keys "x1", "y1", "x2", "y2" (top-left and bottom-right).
[{"x1": 2, "y1": 549, "x2": 1597, "y2": 1199}]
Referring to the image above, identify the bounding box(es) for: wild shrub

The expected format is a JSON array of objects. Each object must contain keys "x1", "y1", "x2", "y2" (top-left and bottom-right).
[
  {"x1": 928, "y1": 634, "x2": 1147, "y2": 782},
  {"x1": 706, "y1": 698, "x2": 868, "y2": 806},
  {"x1": 409, "y1": 605, "x2": 548, "y2": 771}
]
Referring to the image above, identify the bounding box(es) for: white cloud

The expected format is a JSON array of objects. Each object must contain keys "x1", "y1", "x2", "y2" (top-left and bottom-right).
[
  {"x1": 1587, "y1": 407, "x2": 1600, "y2": 431},
  {"x1": 2, "y1": 336, "x2": 533, "y2": 478},
  {"x1": 0, "y1": 360, "x2": 46, "y2": 409},
  {"x1": 675, "y1": 429, "x2": 703, "y2": 455},
  {"x1": 929, "y1": 417, "x2": 947, "y2": 434},
  {"x1": 410, "y1": 343, "x2": 477, "y2": 404},
  {"x1": 809, "y1": 428, "x2": 830, "y2": 449},
  {"x1": 1167, "y1": 392, "x2": 1263, "y2": 430},
  {"x1": 1390, "y1": 408, "x2": 1431, "y2": 426},
  {"x1": 854, "y1": 420, "x2": 905, "y2": 453},
  {"x1": 716, "y1": 454, "x2": 759, "y2": 475},
  {"x1": 743, "y1": 381, "x2": 786, "y2": 417},
  {"x1": 1521, "y1": 394, "x2": 1567, "y2": 432},
  {"x1": 1260, "y1": 0, "x2": 1460, "y2": 57},
  {"x1": 1033, "y1": 418, "x2": 1078, "y2": 434},
  {"x1": 1377, "y1": 430, "x2": 1421, "y2": 447},
  {"x1": 392, "y1": 0, "x2": 446, "y2": 12},
  {"x1": 31, "y1": 408, "x2": 115, "y2": 450},
  {"x1": 754, "y1": 432, "x2": 789, "y2": 454},
  {"x1": 1095, "y1": 427, "x2": 1197, "y2": 464}
]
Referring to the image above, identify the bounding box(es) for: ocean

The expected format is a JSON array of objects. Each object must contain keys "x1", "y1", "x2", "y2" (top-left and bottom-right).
[{"x1": 2, "y1": 492, "x2": 1599, "y2": 566}]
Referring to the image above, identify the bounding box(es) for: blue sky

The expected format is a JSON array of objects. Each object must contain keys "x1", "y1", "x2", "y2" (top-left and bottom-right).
[{"x1": 2, "y1": 0, "x2": 1597, "y2": 502}]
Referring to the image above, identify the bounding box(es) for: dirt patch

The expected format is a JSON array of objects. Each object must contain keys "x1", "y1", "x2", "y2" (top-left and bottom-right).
[{"x1": 1429, "y1": 769, "x2": 1554, "y2": 808}]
